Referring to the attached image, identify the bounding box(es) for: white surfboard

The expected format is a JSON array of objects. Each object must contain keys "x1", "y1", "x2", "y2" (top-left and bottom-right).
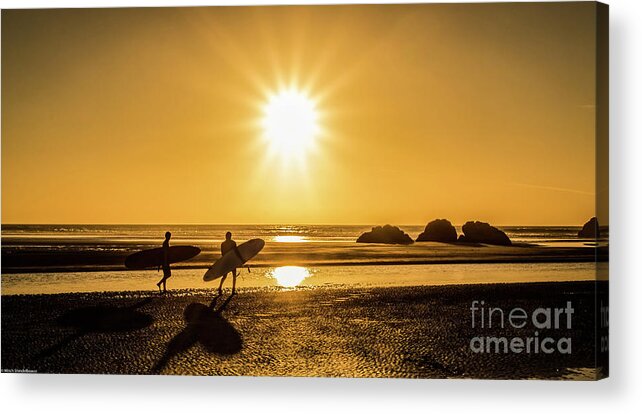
[{"x1": 203, "y1": 238, "x2": 265, "y2": 282}]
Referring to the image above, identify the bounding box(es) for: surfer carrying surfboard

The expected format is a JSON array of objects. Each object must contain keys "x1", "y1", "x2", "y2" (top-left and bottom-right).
[
  {"x1": 156, "y1": 231, "x2": 172, "y2": 293},
  {"x1": 218, "y1": 232, "x2": 244, "y2": 295}
]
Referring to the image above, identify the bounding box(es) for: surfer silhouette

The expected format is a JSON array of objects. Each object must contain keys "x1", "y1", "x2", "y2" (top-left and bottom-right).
[
  {"x1": 156, "y1": 231, "x2": 172, "y2": 293},
  {"x1": 218, "y1": 232, "x2": 244, "y2": 295}
]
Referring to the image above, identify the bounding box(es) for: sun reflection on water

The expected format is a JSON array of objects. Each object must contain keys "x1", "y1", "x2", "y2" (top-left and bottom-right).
[
  {"x1": 270, "y1": 266, "x2": 310, "y2": 287},
  {"x1": 274, "y1": 235, "x2": 306, "y2": 243}
]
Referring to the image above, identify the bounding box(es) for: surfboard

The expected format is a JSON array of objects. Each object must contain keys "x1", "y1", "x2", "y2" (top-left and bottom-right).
[
  {"x1": 203, "y1": 238, "x2": 265, "y2": 282},
  {"x1": 125, "y1": 246, "x2": 201, "y2": 269}
]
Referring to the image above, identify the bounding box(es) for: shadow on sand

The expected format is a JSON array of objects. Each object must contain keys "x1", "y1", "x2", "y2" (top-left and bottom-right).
[
  {"x1": 36, "y1": 297, "x2": 155, "y2": 360},
  {"x1": 151, "y1": 295, "x2": 242, "y2": 373}
]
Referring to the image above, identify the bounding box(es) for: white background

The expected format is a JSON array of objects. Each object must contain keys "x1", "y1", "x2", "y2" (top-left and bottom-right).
[{"x1": 1, "y1": 0, "x2": 640, "y2": 412}]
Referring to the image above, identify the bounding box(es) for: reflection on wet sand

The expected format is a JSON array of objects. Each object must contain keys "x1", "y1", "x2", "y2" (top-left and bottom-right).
[{"x1": 270, "y1": 266, "x2": 310, "y2": 287}]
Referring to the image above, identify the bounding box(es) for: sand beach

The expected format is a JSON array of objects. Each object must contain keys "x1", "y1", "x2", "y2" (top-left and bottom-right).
[{"x1": 1, "y1": 281, "x2": 607, "y2": 379}]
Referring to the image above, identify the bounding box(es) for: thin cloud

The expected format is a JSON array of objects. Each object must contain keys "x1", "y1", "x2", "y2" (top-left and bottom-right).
[{"x1": 511, "y1": 182, "x2": 595, "y2": 196}]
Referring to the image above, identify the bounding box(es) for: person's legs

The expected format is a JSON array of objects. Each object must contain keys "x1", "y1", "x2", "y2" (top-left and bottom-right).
[
  {"x1": 161, "y1": 268, "x2": 171, "y2": 293},
  {"x1": 231, "y1": 268, "x2": 238, "y2": 295},
  {"x1": 218, "y1": 274, "x2": 227, "y2": 295}
]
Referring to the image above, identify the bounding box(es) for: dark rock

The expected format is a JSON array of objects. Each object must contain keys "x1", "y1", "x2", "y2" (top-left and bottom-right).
[
  {"x1": 416, "y1": 219, "x2": 458, "y2": 242},
  {"x1": 458, "y1": 221, "x2": 511, "y2": 246},
  {"x1": 578, "y1": 217, "x2": 600, "y2": 238},
  {"x1": 357, "y1": 225, "x2": 414, "y2": 245}
]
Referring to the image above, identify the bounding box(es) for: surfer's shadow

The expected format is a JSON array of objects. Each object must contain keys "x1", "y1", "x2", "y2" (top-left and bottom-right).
[
  {"x1": 35, "y1": 297, "x2": 156, "y2": 360},
  {"x1": 151, "y1": 295, "x2": 242, "y2": 373}
]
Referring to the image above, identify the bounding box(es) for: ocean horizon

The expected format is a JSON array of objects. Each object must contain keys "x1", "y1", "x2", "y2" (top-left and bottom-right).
[{"x1": 1, "y1": 223, "x2": 591, "y2": 243}]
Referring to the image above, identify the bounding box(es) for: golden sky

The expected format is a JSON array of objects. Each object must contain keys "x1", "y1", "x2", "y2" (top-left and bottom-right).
[{"x1": 2, "y1": 3, "x2": 599, "y2": 225}]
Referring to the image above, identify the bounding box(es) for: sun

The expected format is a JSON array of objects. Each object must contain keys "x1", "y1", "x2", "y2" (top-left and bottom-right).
[{"x1": 261, "y1": 89, "x2": 319, "y2": 160}]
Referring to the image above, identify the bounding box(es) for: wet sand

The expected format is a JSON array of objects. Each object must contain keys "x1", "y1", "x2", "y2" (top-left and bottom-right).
[
  {"x1": 1, "y1": 281, "x2": 607, "y2": 379},
  {"x1": 1, "y1": 241, "x2": 608, "y2": 274}
]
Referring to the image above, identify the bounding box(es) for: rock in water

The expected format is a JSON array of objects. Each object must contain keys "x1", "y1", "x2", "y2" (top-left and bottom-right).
[
  {"x1": 357, "y1": 225, "x2": 414, "y2": 245},
  {"x1": 459, "y1": 221, "x2": 511, "y2": 246},
  {"x1": 578, "y1": 217, "x2": 600, "y2": 238},
  {"x1": 416, "y1": 219, "x2": 458, "y2": 242}
]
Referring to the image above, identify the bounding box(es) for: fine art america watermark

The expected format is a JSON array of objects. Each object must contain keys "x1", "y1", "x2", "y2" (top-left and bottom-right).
[{"x1": 469, "y1": 301, "x2": 574, "y2": 354}]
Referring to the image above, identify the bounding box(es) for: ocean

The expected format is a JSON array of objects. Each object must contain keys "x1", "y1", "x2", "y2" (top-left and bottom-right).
[
  {"x1": 1, "y1": 223, "x2": 588, "y2": 245},
  {"x1": 1, "y1": 224, "x2": 603, "y2": 294}
]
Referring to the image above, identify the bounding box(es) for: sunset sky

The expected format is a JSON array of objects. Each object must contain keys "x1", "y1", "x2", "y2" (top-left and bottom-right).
[{"x1": 2, "y1": 3, "x2": 600, "y2": 225}]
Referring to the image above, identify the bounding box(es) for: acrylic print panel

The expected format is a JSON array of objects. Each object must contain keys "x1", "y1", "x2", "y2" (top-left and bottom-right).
[{"x1": 1, "y1": 2, "x2": 608, "y2": 379}]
